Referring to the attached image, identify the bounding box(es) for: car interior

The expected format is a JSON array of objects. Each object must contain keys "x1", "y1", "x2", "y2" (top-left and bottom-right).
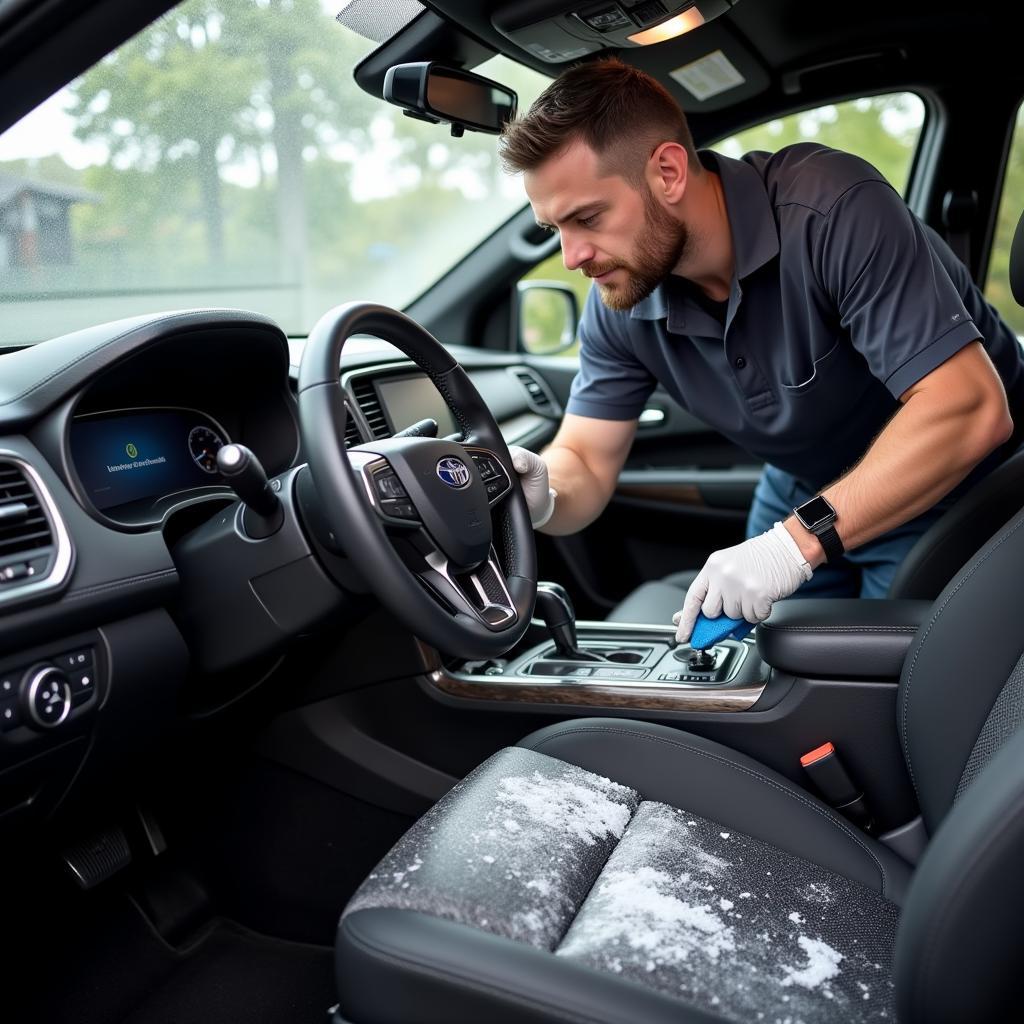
[{"x1": 2, "y1": 0, "x2": 1024, "y2": 1022}]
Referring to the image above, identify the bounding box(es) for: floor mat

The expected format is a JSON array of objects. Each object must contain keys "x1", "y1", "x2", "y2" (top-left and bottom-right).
[
  {"x1": 16, "y1": 896, "x2": 336, "y2": 1024},
  {"x1": 121, "y1": 922, "x2": 336, "y2": 1024}
]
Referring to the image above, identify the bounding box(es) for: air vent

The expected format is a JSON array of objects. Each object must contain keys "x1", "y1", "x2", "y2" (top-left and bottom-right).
[
  {"x1": 0, "y1": 461, "x2": 54, "y2": 567},
  {"x1": 0, "y1": 456, "x2": 72, "y2": 604},
  {"x1": 509, "y1": 367, "x2": 560, "y2": 416},
  {"x1": 350, "y1": 377, "x2": 391, "y2": 439},
  {"x1": 343, "y1": 402, "x2": 364, "y2": 449}
]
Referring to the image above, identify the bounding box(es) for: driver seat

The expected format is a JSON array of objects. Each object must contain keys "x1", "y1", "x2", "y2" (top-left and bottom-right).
[{"x1": 335, "y1": 499, "x2": 1024, "y2": 1022}]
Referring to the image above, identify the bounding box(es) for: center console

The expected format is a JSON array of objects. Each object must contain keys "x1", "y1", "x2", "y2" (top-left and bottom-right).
[
  {"x1": 427, "y1": 622, "x2": 768, "y2": 713},
  {"x1": 424, "y1": 583, "x2": 771, "y2": 714},
  {"x1": 422, "y1": 589, "x2": 932, "y2": 721}
]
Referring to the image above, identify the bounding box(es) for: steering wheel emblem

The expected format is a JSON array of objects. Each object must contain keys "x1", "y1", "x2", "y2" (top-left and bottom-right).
[{"x1": 436, "y1": 456, "x2": 472, "y2": 489}]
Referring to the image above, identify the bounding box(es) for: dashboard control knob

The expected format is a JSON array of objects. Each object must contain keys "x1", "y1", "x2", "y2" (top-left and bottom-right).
[{"x1": 22, "y1": 665, "x2": 72, "y2": 729}]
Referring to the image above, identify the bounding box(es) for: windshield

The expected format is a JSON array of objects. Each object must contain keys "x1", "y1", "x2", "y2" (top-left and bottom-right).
[{"x1": 0, "y1": 0, "x2": 548, "y2": 344}]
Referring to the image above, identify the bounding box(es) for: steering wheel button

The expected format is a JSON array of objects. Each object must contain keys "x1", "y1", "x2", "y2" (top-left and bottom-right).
[
  {"x1": 0, "y1": 676, "x2": 15, "y2": 697},
  {"x1": 375, "y1": 473, "x2": 407, "y2": 499}
]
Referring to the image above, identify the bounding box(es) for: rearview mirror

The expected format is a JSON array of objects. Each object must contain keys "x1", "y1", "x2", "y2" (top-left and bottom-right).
[{"x1": 383, "y1": 62, "x2": 517, "y2": 137}]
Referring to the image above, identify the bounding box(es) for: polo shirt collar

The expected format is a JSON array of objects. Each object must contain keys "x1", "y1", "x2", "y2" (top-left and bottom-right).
[
  {"x1": 703, "y1": 149, "x2": 780, "y2": 281},
  {"x1": 630, "y1": 150, "x2": 780, "y2": 325}
]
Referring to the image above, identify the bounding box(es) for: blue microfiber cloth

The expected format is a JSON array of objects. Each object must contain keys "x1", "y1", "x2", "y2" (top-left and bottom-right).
[{"x1": 688, "y1": 612, "x2": 754, "y2": 649}]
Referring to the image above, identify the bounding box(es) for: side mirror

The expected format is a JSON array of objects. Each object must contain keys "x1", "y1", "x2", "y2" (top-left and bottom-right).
[
  {"x1": 383, "y1": 62, "x2": 517, "y2": 137},
  {"x1": 516, "y1": 281, "x2": 579, "y2": 355}
]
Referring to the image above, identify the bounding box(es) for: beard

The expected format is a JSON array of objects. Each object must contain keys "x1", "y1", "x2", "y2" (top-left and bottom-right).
[
  {"x1": 585, "y1": 186, "x2": 688, "y2": 309},
  {"x1": 584, "y1": 187, "x2": 690, "y2": 311}
]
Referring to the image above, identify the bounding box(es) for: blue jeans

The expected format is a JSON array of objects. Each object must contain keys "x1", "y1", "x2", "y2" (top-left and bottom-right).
[{"x1": 746, "y1": 465, "x2": 955, "y2": 599}]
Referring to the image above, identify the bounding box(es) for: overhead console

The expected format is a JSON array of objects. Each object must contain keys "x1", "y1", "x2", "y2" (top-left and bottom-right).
[{"x1": 493, "y1": 0, "x2": 740, "y2": 63}]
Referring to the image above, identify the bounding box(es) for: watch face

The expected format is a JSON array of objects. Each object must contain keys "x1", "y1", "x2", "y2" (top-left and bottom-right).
[{"x1": 795, "y1": 495, "x2": 836, "y2": 530}]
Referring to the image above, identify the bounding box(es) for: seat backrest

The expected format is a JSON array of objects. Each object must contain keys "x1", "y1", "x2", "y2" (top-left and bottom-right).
[
  {"x1": 889, "y1": 207, "x2": 1024, "y2": 603},
  {"x1": 894, "y1": 497, "x2": 1024, "y2": 1020},
  {"x1": 886, "y1": 445, "x2": 1024, "y2": 599}
]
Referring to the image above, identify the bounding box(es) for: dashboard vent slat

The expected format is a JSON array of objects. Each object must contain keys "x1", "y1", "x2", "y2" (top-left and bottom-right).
[
  {"x1": 351, "y1": 377, "x2": 391, "y2": 439},
  {"x1": 343, "y1": 402, "x2": 364, "y2": 449},
  {"x1": 0, "y1": 461, "x2": 55, "y2": 563}
]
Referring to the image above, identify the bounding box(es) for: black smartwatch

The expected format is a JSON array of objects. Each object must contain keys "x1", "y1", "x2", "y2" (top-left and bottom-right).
[{"x1": 792, "y1": 494, "x2": 844, "y2": 563}]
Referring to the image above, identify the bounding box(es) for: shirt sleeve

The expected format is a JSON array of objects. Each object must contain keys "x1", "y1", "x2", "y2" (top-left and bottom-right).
[
  {"x1": 565, "y1": 286, "x2": 657, "y2": 420},
  {"x1": 814, "y1": 179, "x2": 982, "y2": 400}
]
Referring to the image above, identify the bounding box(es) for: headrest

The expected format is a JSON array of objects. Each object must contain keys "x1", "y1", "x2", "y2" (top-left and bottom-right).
[{"x1": 1011, "y1": 208, "x2": 1024, "y2": 306}]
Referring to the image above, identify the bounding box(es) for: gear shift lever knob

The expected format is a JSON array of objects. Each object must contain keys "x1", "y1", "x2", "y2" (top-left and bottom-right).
[{"x1": 535, "y1": 582, "x2": 604, "y2": 661}]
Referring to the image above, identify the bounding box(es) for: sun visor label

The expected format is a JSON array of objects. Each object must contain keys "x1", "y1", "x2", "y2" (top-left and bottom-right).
[{"x1": 670, "y1": 50, "x2": 745, "y2": 102}]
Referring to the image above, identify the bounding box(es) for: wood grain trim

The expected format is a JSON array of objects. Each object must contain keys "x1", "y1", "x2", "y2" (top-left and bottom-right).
[
  {"x1": 615, "y1": 482, "x2": 704, "y2": 506},
  {"x1": 427, "y1": 671, "x2": 764, "y2": 713}
]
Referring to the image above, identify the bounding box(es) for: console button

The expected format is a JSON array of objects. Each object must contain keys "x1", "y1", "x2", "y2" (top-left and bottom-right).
[
  {"x1": 57, "y1": 648, "x2": 93, "y2": 673},
  {"x1": 0, "y1": 675, "x2": 16, "y2": 698},
  {"x1": 69, "y1": 669, "x2": 95, "y2": 706},
  {"x1": 0, "y1": 698, "x2": 21, "y2": 731}
]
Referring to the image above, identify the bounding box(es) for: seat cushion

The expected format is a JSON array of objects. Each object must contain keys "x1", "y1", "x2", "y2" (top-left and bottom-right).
[{"x1": 338, "y1": 719, "x2": 909, "y2": 1024}]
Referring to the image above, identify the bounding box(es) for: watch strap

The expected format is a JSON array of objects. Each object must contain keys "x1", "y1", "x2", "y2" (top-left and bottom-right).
[{"x1": 815, "y1": 523, "x2": 844, "y2": 563}]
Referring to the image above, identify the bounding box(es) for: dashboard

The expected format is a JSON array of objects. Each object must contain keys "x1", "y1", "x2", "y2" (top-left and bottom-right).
[{"x1": 0, "y1": 307, "x2": 565, "y2": 836}]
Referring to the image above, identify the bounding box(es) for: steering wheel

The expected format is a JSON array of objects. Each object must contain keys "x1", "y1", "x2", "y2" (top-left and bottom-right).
[{"x1": 297, "y1": 302, "x2": 538, "y2": 659}]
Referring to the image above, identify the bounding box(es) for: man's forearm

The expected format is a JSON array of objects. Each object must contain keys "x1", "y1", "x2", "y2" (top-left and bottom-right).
[
  {"x1": 540, "y1": 444, "x2": 615, "y2": 536},
  {"x1": 785, "y1": 390, "x2": 1013, "y2": 566}
]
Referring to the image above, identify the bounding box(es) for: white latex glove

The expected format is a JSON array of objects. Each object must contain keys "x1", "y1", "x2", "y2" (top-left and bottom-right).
[
  {"x1": 673, "y1": 521, "x2": 813, "y2": 644},
  {"x1": 507, "y1": 445, "x2": 556, "y2": 528}
]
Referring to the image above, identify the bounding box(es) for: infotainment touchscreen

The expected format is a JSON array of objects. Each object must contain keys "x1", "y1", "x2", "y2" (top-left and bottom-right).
[
  {"x1": 71, "y1": 409, "x2": 228, "y2": 513},
  {"x1": 374, "y1": 374, "x2": 458, "y2": 437}
]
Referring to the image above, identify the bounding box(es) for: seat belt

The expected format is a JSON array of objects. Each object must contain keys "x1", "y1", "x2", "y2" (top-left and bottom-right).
[{"x1": 942, "y1": 188, "x2": 978, "y2": 271}]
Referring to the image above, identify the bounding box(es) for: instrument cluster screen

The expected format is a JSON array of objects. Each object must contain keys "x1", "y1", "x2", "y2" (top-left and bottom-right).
[{"x1": 71, "y1": 408, "x2": 228, "y2": 513}]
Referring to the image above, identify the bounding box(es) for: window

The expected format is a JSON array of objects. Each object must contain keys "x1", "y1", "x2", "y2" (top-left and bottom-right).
[
  {"x1": 984, "y1": 104, "x2": 1024, "y2": 338},
  {"x1": 0, "y1": 0, "x2": 548, "y2": 344},
  {"x1": 717, "y1": 93, "x2": 925, "y2": 196},
  {"x1": 522, "y1": 92, "x2": 926, "y2": 355}
]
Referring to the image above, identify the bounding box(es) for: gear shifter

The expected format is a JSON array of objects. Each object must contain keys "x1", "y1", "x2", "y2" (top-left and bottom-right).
[{"x1": 534, "y1": 582, "x2": 605, "y2": 661}]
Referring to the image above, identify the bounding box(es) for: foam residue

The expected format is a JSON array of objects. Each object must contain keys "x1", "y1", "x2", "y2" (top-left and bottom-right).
[
  {"x1": 495, "y1": 769, "x2": 633, "y2": 845},
  {"x1": 781, "y1": 936, "x2": 844, "y2": 989},
  {"x1": 557, "y1": 801, "x2": 898, "y2": 1023}
]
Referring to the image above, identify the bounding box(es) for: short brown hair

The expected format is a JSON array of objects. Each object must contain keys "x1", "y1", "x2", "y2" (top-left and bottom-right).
[{"x1": 499, "y1": 57, "x2": 699, "y2": 185}]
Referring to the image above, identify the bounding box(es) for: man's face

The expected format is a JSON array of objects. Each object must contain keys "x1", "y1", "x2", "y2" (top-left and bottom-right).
[{"x1": 525, "y1": 140, "x2": 689, "y2": 311}]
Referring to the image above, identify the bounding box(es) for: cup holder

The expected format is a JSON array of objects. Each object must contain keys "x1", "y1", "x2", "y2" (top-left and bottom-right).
[{"x1": 604, "y1": 649, "x2": 645, "y2": 664}]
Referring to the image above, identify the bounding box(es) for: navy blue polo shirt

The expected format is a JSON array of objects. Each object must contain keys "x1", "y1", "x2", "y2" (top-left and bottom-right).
[{"x1": 568, "y1": 143, "x2": 1024, "y2": 491}]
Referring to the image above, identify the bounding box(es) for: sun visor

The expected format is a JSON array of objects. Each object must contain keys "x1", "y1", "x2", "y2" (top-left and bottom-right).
[
  {"x1": 492, "y1": 0, "x2": 739, "y2": 64},
  {"x1": 335, "y1": 0, "x2": 425, "y2": 45}
]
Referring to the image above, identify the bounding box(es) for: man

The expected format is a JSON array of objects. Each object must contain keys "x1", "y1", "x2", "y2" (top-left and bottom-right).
[{"x1": 498, "y1": 58, "x2": 1024, "y2": 644}]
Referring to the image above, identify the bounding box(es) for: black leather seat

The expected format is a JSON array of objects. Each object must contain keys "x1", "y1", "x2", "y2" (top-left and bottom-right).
[
  {"x1": 609, "y1": 207, "x2": 1024, "y2": 626},
  {"x1": 336, "y1": 497, "x2": 1024, "y2": 1022}
]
